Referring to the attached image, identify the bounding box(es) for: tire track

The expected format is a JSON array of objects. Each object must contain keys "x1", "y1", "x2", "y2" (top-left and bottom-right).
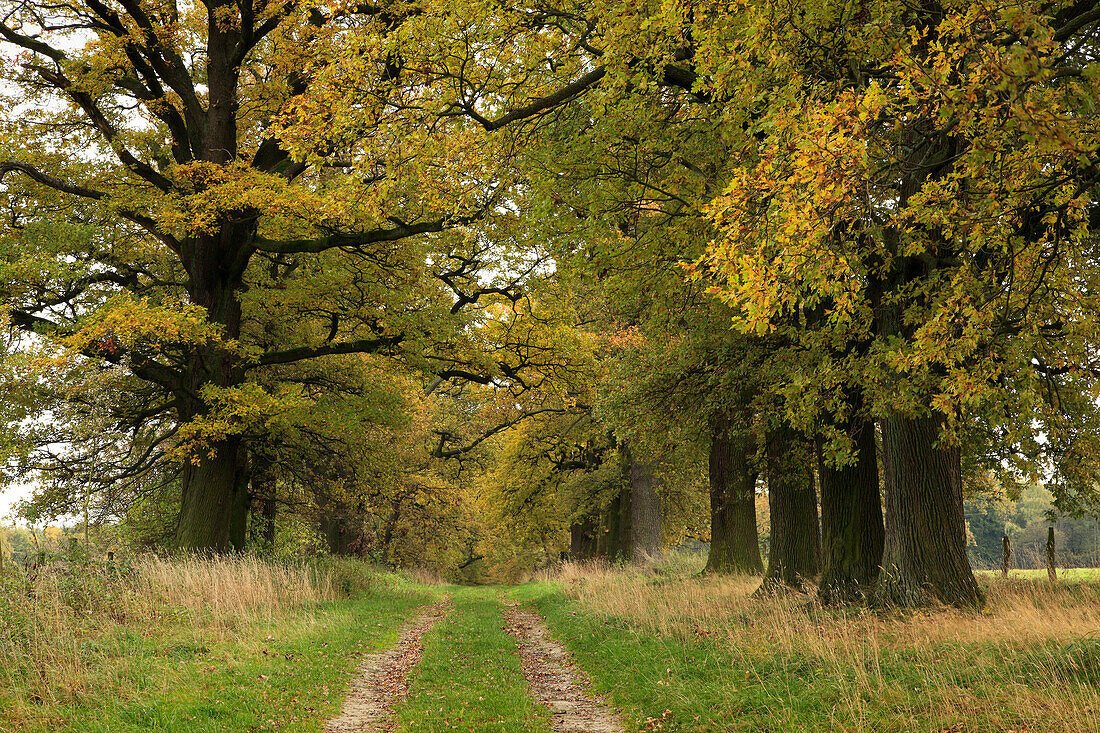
[
  {"x1": 504, "y1": 606, "x2": 624, "y2": 733},
  {"x1": 325, "y1": 600, "x2": 451, "y2": 732}
]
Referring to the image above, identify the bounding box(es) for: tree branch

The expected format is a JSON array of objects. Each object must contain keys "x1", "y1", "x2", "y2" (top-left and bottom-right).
[
  {"x1": 250, "y1": 334, "x2": 405, "y2": 367},
  {"x1": 462, "y1": 66, "x2": 607, "y2": 131},
  {"x1": 432, "y1": 408, "x2": 570, "y2": 458},
  {"x1": 0, "y1": 161, "x2": 105, "y2": 199},
  {"x1": 0, "y1": 161, "x2": 181, "y2": 252},
  {"x1": 253, "y1": 216, "x2": 475, "y2": 254}
]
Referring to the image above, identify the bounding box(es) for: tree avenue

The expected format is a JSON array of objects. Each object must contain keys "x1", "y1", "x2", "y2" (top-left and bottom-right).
[{"x1": 0, "y1": 0, "x2": 1098, "y2": 612}]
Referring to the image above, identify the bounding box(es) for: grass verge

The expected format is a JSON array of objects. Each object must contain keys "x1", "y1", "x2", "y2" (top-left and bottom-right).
[
  {"x1": 394, "y1": 587, "x2": 551, "y2": 733},
  {"x1": 511, "y1": 565, "x2": 1100, "y2": 732},
  {"x1": 1, "y1": 558, "x2": 435, "y2": 732}
]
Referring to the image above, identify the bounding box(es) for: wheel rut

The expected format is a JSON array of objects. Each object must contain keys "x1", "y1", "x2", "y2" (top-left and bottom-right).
[
  {"x1": 504, "y1": 605, "x2": 625, "y2": 733},
  {"x1": 325, "y1": 600, "x2": 451, "y2": 733}
]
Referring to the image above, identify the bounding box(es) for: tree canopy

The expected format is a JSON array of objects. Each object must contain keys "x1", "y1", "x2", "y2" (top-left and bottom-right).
[{"x1": 1, "y1": 0, "x2": 1099, "y2": 608}]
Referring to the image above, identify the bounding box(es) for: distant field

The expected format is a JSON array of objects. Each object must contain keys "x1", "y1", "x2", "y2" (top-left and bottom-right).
[{"x1": 976, "y1": 567, "x2": 1100, "y2": 581}]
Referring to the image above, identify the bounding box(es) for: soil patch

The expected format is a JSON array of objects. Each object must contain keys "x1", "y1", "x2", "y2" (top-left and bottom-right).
[
  {"x1": 325, "y1": 600, "x2": 451, "y2": 732},
  {"x1": 504, "y1": 606, "x2": 624, "y2": 733}
]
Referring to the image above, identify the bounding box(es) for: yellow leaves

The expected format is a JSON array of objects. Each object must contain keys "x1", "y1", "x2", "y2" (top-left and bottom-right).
[
  {"x1": 161, "y1": 161, "x2": 323, "y2": 236},
  {"x1": 65, "y1": 295, "x2": 224, "y2": 357},
  {"x1": 698, "y1": 87, "x2": 877, "y2": 335},
  {"x1": 172, "y1": 383, "x2": 310, "y2": 462},
  {"x1": 211, "y1": 4, "x2": 241, "y2": 32}
]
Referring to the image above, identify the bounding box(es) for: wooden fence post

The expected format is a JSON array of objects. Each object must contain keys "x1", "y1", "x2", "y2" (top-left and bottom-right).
[
  {"x1": 1002, "y1": 535, "x2": 1011, "y2": 578},
  {"x1": 1047, "y1": 527, "x2": 1057, "y2": 582}
]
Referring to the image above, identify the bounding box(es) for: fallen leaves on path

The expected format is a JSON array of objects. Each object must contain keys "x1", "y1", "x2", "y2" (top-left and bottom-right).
[
  {"x1": 504, "y1": 606, "x2": 624, "y2": 733},
  {"x1": 325, "y1": 601, "x2": 451, "y2": 733}
]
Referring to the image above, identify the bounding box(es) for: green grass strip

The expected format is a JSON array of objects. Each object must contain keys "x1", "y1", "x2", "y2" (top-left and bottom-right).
[
  {"x1": 394, "y1": 587, "x2": 551, "y2": 733},
  {"x1": 510, "y1": 582, "x2": 744, "y2": 732},
  {"x1": 11, "y1": 585, "x2": 435, "y2": 733}
]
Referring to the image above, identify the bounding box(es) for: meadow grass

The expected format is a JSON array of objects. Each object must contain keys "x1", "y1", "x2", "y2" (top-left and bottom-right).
[
  {"x1": 394, "y1": 586, "x2": 551, "y2": 733},
  {"x1": 512, "y1": 560, "x2": 1100, "y2": 732},
  {"x1": 976, "y1": 567, "x2": 1100, "y2": 582},
  {"x1": 0, "y1": 556, "x2": 436, "y2": 732}
]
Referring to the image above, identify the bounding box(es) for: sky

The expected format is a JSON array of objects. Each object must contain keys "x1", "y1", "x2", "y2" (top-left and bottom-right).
[{"x1": 0, "y1": 483, "x2": 33, "y2": 524}]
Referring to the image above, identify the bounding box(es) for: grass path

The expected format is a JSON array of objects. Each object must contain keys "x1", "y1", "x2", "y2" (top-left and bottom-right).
[
  {"x1": 391, "y1": 587, "x2": 552, "y2": 733},
  {"x1": 504, "y1": 605, "x2": 624, "y2": 733},
  {"x1": 326, "y1": 600, "x2": 452, "y2": 732}
]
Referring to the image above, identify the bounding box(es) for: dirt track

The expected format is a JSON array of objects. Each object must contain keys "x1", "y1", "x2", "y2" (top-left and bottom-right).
[
  {"x1": 504, "y1": 605, "x2": 625, "y2": 733},
  {"x1": 324, "y1": 600, "x2": 451, "y2": 733}
]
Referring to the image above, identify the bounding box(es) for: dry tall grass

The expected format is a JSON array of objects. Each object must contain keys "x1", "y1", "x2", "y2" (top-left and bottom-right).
[
  {"x1": 548, "y1": 559, "x2": 1100, "y2": 731},
  {"x1": 137, "y1": 554, "x2": 337, "y2": 614},
  {"x1": 0, "y1": 554, "x2": 357, "y2": 717}
]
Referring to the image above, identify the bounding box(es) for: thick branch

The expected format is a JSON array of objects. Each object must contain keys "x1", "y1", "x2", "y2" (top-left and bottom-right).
[
  {"x1": 251, "y1": 334, "x2": 405, "y2": 367},
  {"x1": 0, "y1": 161, "x2": 105, "y2": 199},
  {"x1": 7, "y1": 310, "x2": 182, "y2": 389},
  {"x1": 0, "y1": 161, "x2": 181, "y2": 251},
  {"x1": 465, "y1": 66, "x2": 607, "y2": 131},
  {"x1": 31, "y1": 65, "x2": 174, "y2": 192},
  {"x1": 432, "y1": 407, "x2": 569, "y2": 458},
  {"x1": 1054, "y1": 6, "x2": 1100, "y2": 42},
  {"x1": 254, "y1": 216, "x2": 471, "y2": 254}
]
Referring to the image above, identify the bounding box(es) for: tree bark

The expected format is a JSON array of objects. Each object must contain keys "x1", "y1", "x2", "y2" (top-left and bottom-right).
[
  {"x1": 704, "y1": 414, "x2": 763, "y2": 575},
  {"x1": 817, "y1": 409, "x2": 885, "y2": 604},
  {"x1": 629, "y1": 460, "x2": 663, "y2": 564},
  {"x1": 762, "y1": 423, "x2": 820, "y2": 591},
  {"x1": 175, "y1": 434, "x2": 249, "y2": 551},
  {"x1": 598, "y1": 490, "x2": 630, "y2": 561},
  {"x1": 250, "y1": 455, "x2": 278, "y2": 554},
  {"x1": 173, "y1": 223, "x2": 254, "y2": 551},
  {"x1": 875, "y1": 414, "x2": 983, "y2": 607},
  {"x1": 570, "y1": 518, "x2": 599, "y2": 560},
  {"x1": 170, "y1": 10, "x2": 253, "y2": 551}
]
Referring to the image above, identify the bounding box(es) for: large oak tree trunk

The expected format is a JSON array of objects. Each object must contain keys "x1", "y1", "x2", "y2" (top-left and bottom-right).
[
  {"x1": 817, "y1": 408, "x2": 884, "y2": 604},
  {"x1": 172, "y1": 22, "x2": 253, "y2": 552},
  {"x1": 875, "y1": 414, "x2": 983, "y2": 607},
  {"x1": 174, "y1": 226, "x2": 252, "y2": 551},
  {"x1": 762, "y1": 423, "x2": 820, "y2": 591},
  {"x1": 248, "y1": 453, "x2": 278, "y2": 553},
  {"x1": 175, "y1": 434, "x2": 249, "y2": 551},
  {"x1": 629, "y1": 460, "x2": 663, "y2": 564},
  {"x1": 704, "y1": 414, "x2": 763, "y2": 575},
  {"x1": 598, "y1": 491, "x2": 629, "y2": 560}
]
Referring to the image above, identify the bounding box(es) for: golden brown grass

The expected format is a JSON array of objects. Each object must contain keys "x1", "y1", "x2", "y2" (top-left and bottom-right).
[
  {"x1": 545, "y1": 558, "x2": 1100, "y2": 732},
  {"x1": 136, "y1": 554, "x2": 338, "y2": 615},
  {"x1": 0, "y1": 554, "x2": 358, "y2": 719}
]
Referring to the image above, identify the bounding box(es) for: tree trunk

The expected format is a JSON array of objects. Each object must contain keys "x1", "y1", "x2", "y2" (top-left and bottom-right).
[
  {"x1": 570, "y1": 518, "x2": 598, "y2": 560},
  {"x1": 598, "y1": 490, "x2": 630, "y2": 561},
  {"x1": 174, "y1": 230, "x2": 251, "y2": 551},
  {"x1": 817, "y1": 410, "x2": 885, "y2": 604},
  {"x1": 762, "y1": 423, "x2": 820, "y2": 591},
  {"x1": 381, "y1": 497, "x2": 401, "y2": 566},
  {"x1": 250, "y1": 455, "x2": 278, "y2": 554},
  {"x1": 1046, "y1": 527, "x2": 1057, "y2": 582},
  {"x1": 875, "y1": 414, "x2": 983, "y2": 607},
  {"x1": 316, "y1": 495, "x2": 368, "y2": 557},
  {"x1": 175, "y1": 435, "x2": 249, "y2": 551},
  {"x1": 704, "y1": 414, "x2": 763, "y2": 575},
  {"x1": 172, "y1": 17, "x2": 250, "y2": 551},
  {"x1": 629, "y1": 461, "x2": 663, "y2": 564}
]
